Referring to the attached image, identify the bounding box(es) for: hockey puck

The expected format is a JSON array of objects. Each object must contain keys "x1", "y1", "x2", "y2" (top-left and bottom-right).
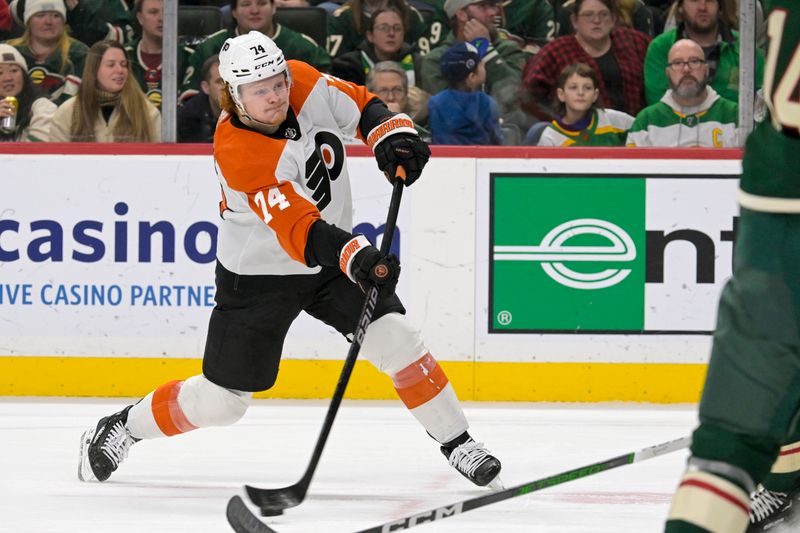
[{"x1": 260, "y1": 507, "x2": 284, "y2": 517}]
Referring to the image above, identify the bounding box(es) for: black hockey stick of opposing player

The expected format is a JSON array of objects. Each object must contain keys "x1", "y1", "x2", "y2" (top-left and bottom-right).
[
  {"x1": 226, "y1": 435, "x2": 690, "y2": 533},
  {"x1": 243, "y1": 176, "x2": 406, "y2": 516}
]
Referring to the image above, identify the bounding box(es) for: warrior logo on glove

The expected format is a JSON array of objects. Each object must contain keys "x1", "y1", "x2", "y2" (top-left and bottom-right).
[{"x1": 368, "y1": 113, "x2": 431, "y2": 187}]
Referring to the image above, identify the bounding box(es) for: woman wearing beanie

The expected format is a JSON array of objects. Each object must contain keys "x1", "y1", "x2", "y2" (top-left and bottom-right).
[
  {"x1": 0, "y1": 43, "x2": 56, "y2": 141},
  {"x1": 49, "y1": 39, "x2": 160, "y2": 142},
  {"x1": 5, "y1": 0, "x2": 88, "y2": 105}
]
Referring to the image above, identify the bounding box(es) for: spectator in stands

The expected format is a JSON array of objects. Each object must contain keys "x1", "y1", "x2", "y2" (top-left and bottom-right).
[
  {"x1": 332, "y1": 6, "x2": 423, "y2": 87},
  {"x1": 177, "y1": 54, "x2": 221, "y2": 143},
  {"x1": 125, "y1": 0, "x2": 191, "y2": 109},
  {"x1": 661, "y1": 0, "x2": 766, "y2": 49},
  {"x1": 422, "y1": 0, "x2": 530, "y2": 129},
  {"x1": 0, "y1": 0, "x2": 12, "y2": 39},
  {"x1": 49, "y1": 39, "x2": 160, "y2": 141},
  {"x1": 0, "y1": 42, "x2": 55, "y2": 140},
  {"x1": 499, "y1": 0, "x2": 555, "y2": 54},
  {"x1": 181, "y1": 0, "x2": 331, "y2": 100},
  {"x1": 428, "y1": 40, "x2": 503, "y2": 145},
  {"x1": 627, "y1": 38, "x2": 738, "y2": 147},
  {"x1": 327, "y1": 0, "x2": 432, "y2": 57},
  {"x1": 556, "y1": 0, "x2": 655, "y2": 37},
  {"x1": 5, "y1": 0, "x2": 88, "y2": 104},
  {"x1": 522, "y1": 0, "x2": 650, "y2": 122},
  {"x1": 537, "y1": 62, "x2": 633, "y2": 146},
  {"x1": 64, "y1": 0, "x2": 134, "y2": 46},
  {"x1": 643, "y1": 0, "x2": 764, "y2": 105},
  {"x1": 366, "y1": 59, "x2": 429, "y2": 139}
]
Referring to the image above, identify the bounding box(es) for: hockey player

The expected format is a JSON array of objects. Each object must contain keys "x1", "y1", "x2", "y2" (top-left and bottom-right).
[
  {"x1": 78, "y1": 30, "x2": 503, "y2": 492},
  {"x1": 664, "y1": 1, "x2": 800, "y2": 531}
]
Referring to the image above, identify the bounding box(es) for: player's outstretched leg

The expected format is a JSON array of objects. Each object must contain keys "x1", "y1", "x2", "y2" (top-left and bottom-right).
[
  {"x1": 360, "y1": 313, "x2": 502, "y2": 489},
  {"x1": 78, "y1": 375, "x2": 250, "y2": 482}
]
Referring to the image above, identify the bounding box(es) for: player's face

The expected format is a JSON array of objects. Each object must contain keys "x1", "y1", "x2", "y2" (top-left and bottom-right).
[
  {"x1": 367, "y1": 11, "x2": 404, "y2": 55},
  {"x1": 0, "y1": 63, "x2": 24, "y2": 98},
  {"x1": 233, "y1": 0, "x2": 275, "y2": 33},
  {"x1": 370, "y1": 71, "x2": 406, "y2": 113},
  {"x1": 238, "y1": 72, "x2": 290, "y2": 125},
  {"x1": 28, "y1": 11, "x2": 65, "y2": 42},
  {"x1": 557, "y1": 73, "x2": 599, "y2": 115},
  {"x1": 680, "y1": 0, "x2": 719, "y2": 34},
  {"x1": 137, "y1": 0, "x2": 163, "y2": 40},
  {"x1": 96, "y1": 48, "x2": 129, "y2": 94},
  {"x1": 666, "y1": 43, "x2": 709, "y2": 99},
  {"x1": 572, "y1": 0, "x2": 615, "y2": 41}
]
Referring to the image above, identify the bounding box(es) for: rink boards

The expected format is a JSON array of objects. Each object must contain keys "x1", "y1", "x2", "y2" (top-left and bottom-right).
[{"x1": 0, "y1": 145, "x2": 742, "y2": 402}]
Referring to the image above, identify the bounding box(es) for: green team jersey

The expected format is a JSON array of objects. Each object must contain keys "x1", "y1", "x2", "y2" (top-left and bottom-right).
[
  {"x1": 125, "y1": 39, "x2": 192, "y2": 110},
  {"x1": 181, "y1": 25, "x2": 332, "y2": 98},
  {"x1": 12, "y1": 38, "x2": 89, "y2": 105},
  {"x1": 500, "y1": 0, "x2": 555, "y2": 46},
  {"x1": 326, "y1": 3, "x2": 431, "y2": 57},
  {"x1": 626, "y1": 88, "x2": 739, "y2": 147},
  {"x1": 538, "y1": 108, "x2": 633, "y2": 147},
  {"x1": 740, "y1": 0, "x2": 800, "y2": 208},
  {"x1": 66, "y1": 0, "x2": 134, "y2": 46}
]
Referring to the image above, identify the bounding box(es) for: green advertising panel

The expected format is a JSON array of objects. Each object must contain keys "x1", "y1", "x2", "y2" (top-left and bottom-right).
[{"x1": 491, "y1": 176, "x2": 646, "y2": 332}]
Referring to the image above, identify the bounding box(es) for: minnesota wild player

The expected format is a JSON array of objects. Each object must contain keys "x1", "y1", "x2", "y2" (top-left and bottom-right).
[{"x1": 665, "y1": 1, "x2": 800, "y2": 531}]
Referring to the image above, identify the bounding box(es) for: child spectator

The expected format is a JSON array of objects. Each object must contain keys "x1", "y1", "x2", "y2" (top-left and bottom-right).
[
  {"x1": 49, "y1": 39, "x2": 160, "y2": 141},
  {"x1": 5, "y1": 0, "x2": 89, "y2": 104},
  {"x1": 538, "y1": 62, "x2": 633, "y2": 146},
  {"x1": 428, "y1": 40, "x2": 503, "y2": 145},
  {"x1": 0, "y1": 42, "x2": 56, "y2": 140}
]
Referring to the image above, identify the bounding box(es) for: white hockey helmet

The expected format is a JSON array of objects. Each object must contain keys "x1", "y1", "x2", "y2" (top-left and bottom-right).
[{"x1": 218, "y1": 31, "x2": 289, "y2": 116}]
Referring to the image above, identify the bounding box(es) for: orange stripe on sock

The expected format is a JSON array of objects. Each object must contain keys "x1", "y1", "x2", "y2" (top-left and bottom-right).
[
  {"x1": 679, "y1": 479, "x2": 750, "y2": 514},
  {"x1": 392, "y1": 353, "x2": 449, "y2": 409},
  {"x1": 152, "y1": 380, "x2": 198, "y2": 437}
]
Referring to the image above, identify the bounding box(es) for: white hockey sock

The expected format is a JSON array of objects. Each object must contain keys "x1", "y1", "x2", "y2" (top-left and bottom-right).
[{"x1": 391, "y1": 353, "x2": 468, "y2": 443}]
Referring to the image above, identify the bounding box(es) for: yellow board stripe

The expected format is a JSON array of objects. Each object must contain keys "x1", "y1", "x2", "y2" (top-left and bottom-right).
[{"x1": 0, "y1": 357, "x2": 707, "y2": 403}]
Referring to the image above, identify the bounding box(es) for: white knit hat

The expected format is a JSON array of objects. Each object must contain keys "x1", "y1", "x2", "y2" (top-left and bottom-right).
[
  {"x1": 24, "y1": 0, "x2": 67, "y2": 26},
  {"x1": 0, "y1": 44, "x2": 28, "y2": 71}
]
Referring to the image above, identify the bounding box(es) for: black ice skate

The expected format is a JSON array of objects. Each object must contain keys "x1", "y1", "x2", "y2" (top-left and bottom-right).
[
  {"x1": 78, "y1": 405, "x2": 139, "y2": 482},
  {"x1": 747, "y1": 485, "x2": 800, "y2": 532},
  {"x1": 441, "y1": 435, "x2": 503, "y2": 489}
]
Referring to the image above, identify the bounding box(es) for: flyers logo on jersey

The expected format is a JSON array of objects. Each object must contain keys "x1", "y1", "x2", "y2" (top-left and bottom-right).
[{"x1": 305, "y1": 131, "x2": 344, "y2": 211}]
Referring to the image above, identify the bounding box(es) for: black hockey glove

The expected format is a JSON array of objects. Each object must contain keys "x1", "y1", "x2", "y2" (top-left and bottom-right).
[
  {"x1": 339, "y1": 235, "x2": 401, "y2": 294},
  {"x1": 367, "y1": 114, "x2": 430, "y2": 187}
]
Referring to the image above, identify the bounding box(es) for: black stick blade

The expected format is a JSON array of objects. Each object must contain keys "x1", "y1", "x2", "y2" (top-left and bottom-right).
[
  {"x1": 227, "y1": 496, "x2": 280, "y2": 533},
  {"x1": 245, "y1": 483, "x2": 306, "y2": 515}
]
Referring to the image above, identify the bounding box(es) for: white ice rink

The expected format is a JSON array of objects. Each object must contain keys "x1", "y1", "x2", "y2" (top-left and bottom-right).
[{"x1": 1, "y1": 398, "x2": 698, "y2": 532}]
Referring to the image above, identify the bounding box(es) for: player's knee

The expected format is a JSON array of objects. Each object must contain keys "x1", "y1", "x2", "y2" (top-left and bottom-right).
[
  {"x1": 179, "y1": 375, "x2": 251, "y2": 428},
  {"x1": 360, "y1": 312, "x2": 426, "y2": 375}
]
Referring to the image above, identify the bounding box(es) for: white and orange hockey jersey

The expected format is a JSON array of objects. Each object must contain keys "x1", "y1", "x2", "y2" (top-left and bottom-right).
[{"x1": 213, "y1": 60, "x2": 383, "y2": 276}]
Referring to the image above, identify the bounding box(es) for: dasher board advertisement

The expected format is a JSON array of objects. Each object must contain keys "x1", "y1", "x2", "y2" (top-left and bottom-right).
[{"x1": 487, "y1": 174, "x2": 739, "y2": 334}]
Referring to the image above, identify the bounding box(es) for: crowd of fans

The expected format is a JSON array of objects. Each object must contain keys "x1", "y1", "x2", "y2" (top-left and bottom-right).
[{"x1": 0, "y1": 0, "x2": 764, "y2": 146}]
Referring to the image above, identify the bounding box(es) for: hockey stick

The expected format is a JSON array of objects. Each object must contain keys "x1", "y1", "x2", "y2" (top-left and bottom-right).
[
  {"x1": 226, "y1": 435, "x2": 690, "y2": 533},
  {"x1": 244, "y1": 176, "x2": 405, "y2": 516}
]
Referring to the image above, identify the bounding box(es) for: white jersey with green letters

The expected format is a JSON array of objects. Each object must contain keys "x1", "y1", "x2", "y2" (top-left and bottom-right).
[{"x1": 626, "y1": 87, "x2": 739, "y2": 148}]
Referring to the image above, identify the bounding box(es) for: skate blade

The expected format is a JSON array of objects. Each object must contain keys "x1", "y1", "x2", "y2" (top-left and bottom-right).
[
  {"x1": 487, "y1": 476, "x2": 505, "y2": 491},
  {"x1": 77, "y1": 427, "x2": 97, "y2": 482}
]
